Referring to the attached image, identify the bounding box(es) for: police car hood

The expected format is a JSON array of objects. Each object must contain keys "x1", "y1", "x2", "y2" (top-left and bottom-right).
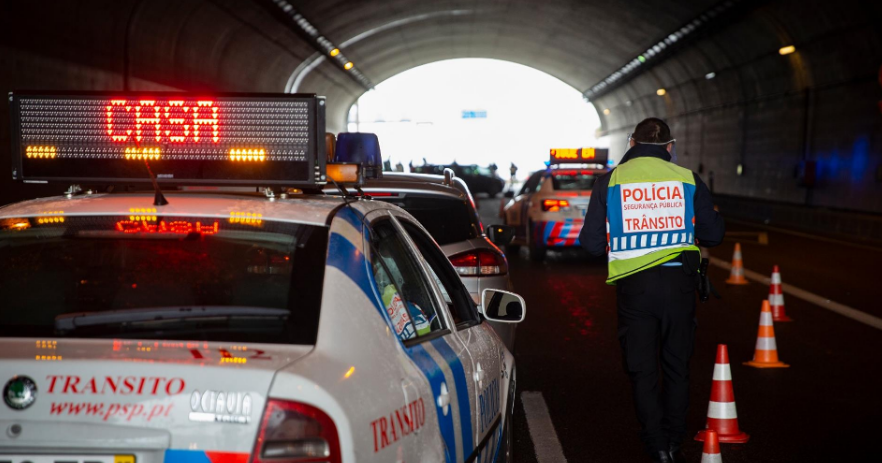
[
  {"x1": 0, "y1": 191, "x2": 343, "y2": 225},
  {"x1": 0, "y1": 337, "x2": 312, "y2": 453}
]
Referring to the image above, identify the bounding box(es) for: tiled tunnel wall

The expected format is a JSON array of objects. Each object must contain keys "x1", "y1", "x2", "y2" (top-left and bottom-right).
[{"x1": 593, "y1": 0, "x2": 882, "y2": 214}]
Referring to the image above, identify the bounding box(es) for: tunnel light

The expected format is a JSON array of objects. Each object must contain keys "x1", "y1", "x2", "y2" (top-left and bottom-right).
[
  {"x1": 603, "y1": 108, "x2": 611, "y2": 115},
  {"x1": 582, "y1": 0, "x2": 738, "y2": 101},
  {"x1": 262, "y1": 0, "x2": 374, "y2": 90},
  {"x1": 779, "y1": 45, "x2": 796, "y2": 56},
  {"x1": 344, "y1": 61, "x2": 354, "y2": 70},
  {"x1": 656, "y1": 88, "x2": 667, "y2": 96},
  {"x1": 705, "y1": 72, "x2": 716, "y2": 80}
]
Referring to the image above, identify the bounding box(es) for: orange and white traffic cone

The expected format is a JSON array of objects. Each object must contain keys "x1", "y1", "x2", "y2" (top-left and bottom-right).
[
  {"x1": 700, "y1": 429, "x2": 723, "y2": 463},
  {"x1": 725, "y1": 243, "x2": 749, "y2": 285},
  {"x1": 769, "y1": 265, "x2": 793, "y2": 322},
  {"x1": 696, "y1": 344, "x2": 749, "y2": 443},
  {"x1": 744, "y1": 300, "x2": 790, "y2": 368}
]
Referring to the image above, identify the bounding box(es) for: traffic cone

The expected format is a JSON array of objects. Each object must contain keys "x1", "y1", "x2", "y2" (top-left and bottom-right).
[
  {"x1": 700, "y1": 429, "x2": 723, "y2": 463},
  {"x1": 725, "y1": 243, "x2": 749, "y2": 285},
  {"x1": 744, "y1": 300, "x2": 790, "y2": 368},
  {"x1": 696, "y1": 344, "x2": 749, "y2": 443},
  {"x1": 769, "y1": 265, "x2": 793, "y2": 322}
]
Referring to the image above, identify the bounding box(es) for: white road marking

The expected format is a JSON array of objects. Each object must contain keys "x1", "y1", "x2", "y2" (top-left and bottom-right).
[
  {"x1": 521, "y1": 391, "x2": 568, "y2": 463},
  {"x1": 709, "y1": 257, "x2": 882, "y2": 331}
]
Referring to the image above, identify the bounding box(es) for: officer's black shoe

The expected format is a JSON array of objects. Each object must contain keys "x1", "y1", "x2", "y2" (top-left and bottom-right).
[
  {"x1": 668, "y1": 443, "x2": 686, "y2": 463},
  {"x1": 649, "y1": 450, "x2": 673, "y2": 463}
]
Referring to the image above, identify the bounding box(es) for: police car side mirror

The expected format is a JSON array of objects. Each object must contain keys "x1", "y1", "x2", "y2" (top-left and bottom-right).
[
  {"x1": 487, "y1": 224, "x2": 515, "y2": 246},
  {"x1": 481, "y1": 289, "x2": 525, "y2": 324},
  {"x1": 503, "y1": 190, "x2": 515, "y2": 199}
]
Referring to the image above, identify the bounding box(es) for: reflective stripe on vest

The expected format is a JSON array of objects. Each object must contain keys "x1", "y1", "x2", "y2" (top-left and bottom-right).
[{"x1": 605, "y1": 157, "x2": 700, "y2": 283}]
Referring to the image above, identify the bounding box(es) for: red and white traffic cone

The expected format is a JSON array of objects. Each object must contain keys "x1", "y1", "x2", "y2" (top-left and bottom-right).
[
  {"x1": 744, "y1": 300, "x2": 790, "y2": 368},
  {"x1": 700, "y1": 429, "x2": 723, "y2": 463},
  {"x1": 769, "y1": 265, "x2": 793, "y2": 322},
  {"x1": 696, "y1": 344, "x2": 749, "y2": 443},
  {"x1": 725, "y1": 243, "x2": 749, "y2": 285}
]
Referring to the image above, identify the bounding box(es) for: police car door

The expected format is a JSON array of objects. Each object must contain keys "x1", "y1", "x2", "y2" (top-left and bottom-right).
[
  {"x1": 392, "y1": 215, "x2": 505, "y2": 463},
  {"x1": 366, "y1": 211, "x2": 474, "y2": 463}
]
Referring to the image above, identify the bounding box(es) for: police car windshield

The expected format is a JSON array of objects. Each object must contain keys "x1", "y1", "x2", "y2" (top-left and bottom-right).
[
  {"x1": 0, "y1": 215, "x2": 327, "y2": 344},
  {"x1": 552, "y1": 171, "x2": 597, "y2": 191}
]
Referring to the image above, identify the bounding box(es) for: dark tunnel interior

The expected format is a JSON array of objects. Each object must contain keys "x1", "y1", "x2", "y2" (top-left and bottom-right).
[{"x1": 1, "y1": 0, "x2": 880, "y2": 221}]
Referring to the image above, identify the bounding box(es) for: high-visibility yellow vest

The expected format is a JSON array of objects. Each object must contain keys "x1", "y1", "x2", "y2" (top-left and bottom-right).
[{"x1": 606, "y1": 157, "x2": 700, "y2": 284}]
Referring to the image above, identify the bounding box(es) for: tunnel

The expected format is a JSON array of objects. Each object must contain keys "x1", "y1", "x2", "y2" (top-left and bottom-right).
[
  {"x1": 2, "y1": 0, "x2": 881, "y2": 238},
  {"x1": 1, "y1": 1, "x2": 882, "y2": 461}
]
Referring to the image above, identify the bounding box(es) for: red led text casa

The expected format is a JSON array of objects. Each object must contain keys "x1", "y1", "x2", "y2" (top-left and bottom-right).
[
  {"x1": 106, "y1": 99, "x2": 219, "y2": 144},
  {"x1": 115, "y1": 220, "x2": 220, "y2": 235}
]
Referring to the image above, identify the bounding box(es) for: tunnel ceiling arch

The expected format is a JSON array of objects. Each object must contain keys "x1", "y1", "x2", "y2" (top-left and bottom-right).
[
  {"x1": 289, "y1": 0, "x2": 725, "y2": 128},
  {"x1": 1, "y1": 0, "x2": 880, "y2": 212},
  {"x1": 1, "y1": 0, "x2": 726, "y2": 131}
]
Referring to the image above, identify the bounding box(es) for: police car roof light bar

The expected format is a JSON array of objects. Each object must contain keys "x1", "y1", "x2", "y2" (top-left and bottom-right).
[
  {"x1": 9, "y1": 91, "x2": 327, "y2": 188},
  {"x1": 549, "y1": 147, "x2": 609, "y2": 166},
  {"x1": 333, "y1": 133, "x2": 383, "y2": 181}
]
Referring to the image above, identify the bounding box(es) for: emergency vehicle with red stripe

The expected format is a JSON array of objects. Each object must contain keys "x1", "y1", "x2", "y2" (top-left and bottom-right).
[{"x1": 502, "y1": 148, "x2": 610, "y2": 261}]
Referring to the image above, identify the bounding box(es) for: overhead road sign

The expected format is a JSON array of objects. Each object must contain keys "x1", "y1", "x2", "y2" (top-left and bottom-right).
[{"x1": 462, "y1": 110, "x2": 487, "y2": 119}]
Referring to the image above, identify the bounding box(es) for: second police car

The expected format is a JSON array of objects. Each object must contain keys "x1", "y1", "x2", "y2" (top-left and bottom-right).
[
  {"x1": 0, "y1": 92, "x2": 524, "y2": 463},
  {"x1": 502, "y1": 148, "x2": 610, "y2": 261}
]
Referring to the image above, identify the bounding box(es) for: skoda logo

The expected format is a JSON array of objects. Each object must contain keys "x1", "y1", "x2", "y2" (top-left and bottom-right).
[{"x1": 4, "y1": 376, "x2": 37, "y2": 410}]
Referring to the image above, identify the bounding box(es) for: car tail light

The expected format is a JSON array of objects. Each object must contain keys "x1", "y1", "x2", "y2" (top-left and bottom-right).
[
  {"x1": 251, "y1": 399, "x2": 341, "y2": 463},
  {"x1": 542, "y1": 199, "x2": 570, "y2": 212},
  {"x1": 449, "y1": 250, "x2": 508, "y2": 276}
]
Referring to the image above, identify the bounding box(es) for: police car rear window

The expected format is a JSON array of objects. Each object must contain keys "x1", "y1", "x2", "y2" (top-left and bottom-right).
[
  {"x1": 373, "y1": 196, "x2": 478, "y2": 246},
  {"x1": 0, "y1": 215, "x2": 327, "y2": 344},
  {"x1": 552, "y1": 171, "x2": 597, "y2": 191}
]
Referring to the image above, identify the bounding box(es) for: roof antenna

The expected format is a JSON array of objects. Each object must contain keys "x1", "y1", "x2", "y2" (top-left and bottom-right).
[{"x1": 143, "y1": 160, "x2": 169, "y2": 206}]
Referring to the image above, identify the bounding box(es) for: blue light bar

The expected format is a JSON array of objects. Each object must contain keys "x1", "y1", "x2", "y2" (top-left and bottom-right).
[{"x1": 334, "y1": 133, "x2": 383, "y2": 180}]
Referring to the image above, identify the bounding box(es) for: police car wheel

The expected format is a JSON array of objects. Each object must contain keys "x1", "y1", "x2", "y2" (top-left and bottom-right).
[{"x1": 529, "y1": 243, "x2": 546, "y2": 262}]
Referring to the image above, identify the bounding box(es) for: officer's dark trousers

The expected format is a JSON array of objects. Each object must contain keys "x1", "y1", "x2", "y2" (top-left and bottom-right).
[{"x1": 616, "y1": 264, "x2": 697, "y2": 453}]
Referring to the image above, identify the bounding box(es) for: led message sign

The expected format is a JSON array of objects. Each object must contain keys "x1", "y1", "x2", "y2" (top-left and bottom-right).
[
  {"x1": 9, "y1": 92, "x2": 326, "y2": 186},
  {"x1": 549, "y1": 147, "x2": 609, "y2": 165}
]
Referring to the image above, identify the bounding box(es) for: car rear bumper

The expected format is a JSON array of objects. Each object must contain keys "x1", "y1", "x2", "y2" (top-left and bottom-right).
[{"x1": 533, "y1": 219, "x2": 583, "y2": 247}]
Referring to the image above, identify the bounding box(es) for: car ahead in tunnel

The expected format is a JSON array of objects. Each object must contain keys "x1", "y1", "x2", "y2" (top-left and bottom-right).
[
  {"x1": 503, "y1": 149, "x2": 609, "y2": 261},
  {"x1": 411, "y1": 163, "x2": 506, "y2": 197},
  {"x1": 327, "y1": 171, "x2": 519, "y2": 352},
  {"x1": 0, "y1": 92, "x2": 524, "y2": 463}
]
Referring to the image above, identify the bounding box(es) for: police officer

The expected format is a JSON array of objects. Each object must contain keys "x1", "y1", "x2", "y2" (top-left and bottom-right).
[{"x1": 579, "y1": 118, "x2": 724, "y2": 462}]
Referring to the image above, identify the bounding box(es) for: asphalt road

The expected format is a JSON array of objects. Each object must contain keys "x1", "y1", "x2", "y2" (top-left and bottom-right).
[{"x1": 476, "y1": 198, "x2": 882, "y2": 463}]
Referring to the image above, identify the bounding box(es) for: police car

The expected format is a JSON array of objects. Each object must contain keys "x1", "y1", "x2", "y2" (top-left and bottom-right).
[
  {"x1": 327, "y1": 169, "x2": 517, "y2": 351},
  {"x1": 0, "y1": 92, "x2": 524, "y2": 463},
  {"x1": 502, "y1": 148, "x2": 609, "y2": 261}
]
